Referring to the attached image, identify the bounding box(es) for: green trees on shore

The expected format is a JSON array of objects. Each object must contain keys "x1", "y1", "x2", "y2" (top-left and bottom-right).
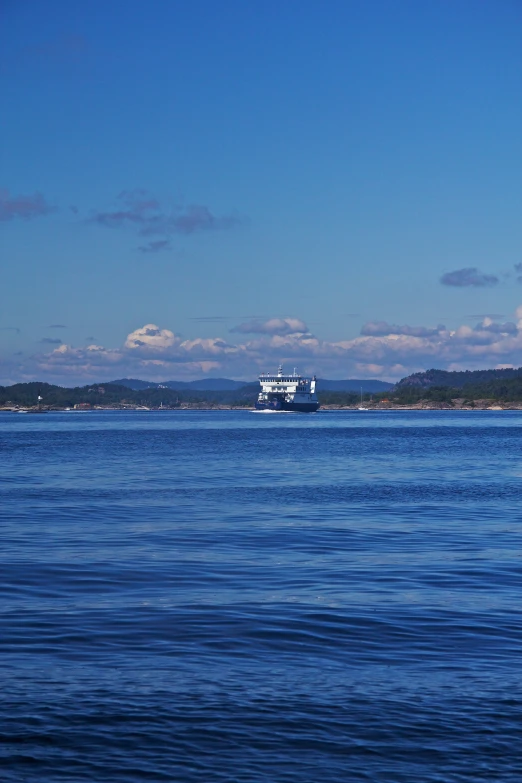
[
  {"x1": 3, "y1": 371, "x2": 522, "y2": 408},
  {"x1": 0, "y1": 382, "x2": 258, "y2": 408}
]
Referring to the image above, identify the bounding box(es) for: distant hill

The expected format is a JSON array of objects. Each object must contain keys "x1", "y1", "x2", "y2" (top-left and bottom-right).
[
  {"x1": 316, "y1": 378, "x2": 394, "y2": 392},
  {"x1": 397, "y1": 367, "x2": 522, "y2": 389},
  {"x1": 109, "y1": 377, "x2": 250, "y2": 391},
  {"x1": 110, "y1": 377, "x2": 394, "y2": 392},
  {"x1": 0, "y1": 381, "x2": 257, "y2": 408},
  {"x1": 109, "y1": 378, "x2": 157, "y2": 390},
  {"x1": 172, "y1": 378, "x2": 250, "y2": 391},
  {"x1": 5, "y1": 370, "x2": 522, "y2": 406}
]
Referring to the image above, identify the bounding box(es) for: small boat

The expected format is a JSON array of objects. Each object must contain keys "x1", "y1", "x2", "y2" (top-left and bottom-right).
[{"x1": 358, "y1": 387, "x2": 368, "y2": 410}]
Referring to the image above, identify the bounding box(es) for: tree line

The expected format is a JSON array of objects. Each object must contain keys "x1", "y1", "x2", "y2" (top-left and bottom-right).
[
  {"x1": 3, "y1": 373, "x2": 522, "y2": 408},
  {"x1": 0, "y1": 382, "x2": 257, "y2": 407}
]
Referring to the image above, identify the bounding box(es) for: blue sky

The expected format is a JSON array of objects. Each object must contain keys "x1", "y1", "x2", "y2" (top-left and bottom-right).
[{"x1": 1, "y1": 0, "x2": 521, "y2": 384}]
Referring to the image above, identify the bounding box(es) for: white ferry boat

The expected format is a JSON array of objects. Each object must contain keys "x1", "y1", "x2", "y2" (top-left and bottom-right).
[{"x1": 256, "y1": 365, "x2": 320, "y2": 412}]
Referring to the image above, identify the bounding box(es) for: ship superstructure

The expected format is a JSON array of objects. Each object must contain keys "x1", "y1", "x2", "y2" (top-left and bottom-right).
[{"x1": 256, "y1": 365, "x2": 320, "y2": 412}]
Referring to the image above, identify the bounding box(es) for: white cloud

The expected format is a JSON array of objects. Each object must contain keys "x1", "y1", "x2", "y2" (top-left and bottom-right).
[
  {"x1": 124, "y1": 324, "x2": 177, "y2": 351},
  {"x1": 230, "y1": 317, "x2": 308, "y2": 335},
  {"x1": 360, "y1": 321, "x2": 445, "y2": 338},
  {"x1": 179, "y1": 337, "x2": 237, "y2": 356}
]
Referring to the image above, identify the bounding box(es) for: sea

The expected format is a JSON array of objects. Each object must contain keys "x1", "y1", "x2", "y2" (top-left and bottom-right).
[{"x1": 1, "y1": 410, "x2": 521, "y2": 782}]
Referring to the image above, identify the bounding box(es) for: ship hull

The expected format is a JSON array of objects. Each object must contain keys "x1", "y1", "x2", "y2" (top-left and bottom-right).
[{"x1": 255, "y1": 400, "x2": 319, "y2": 412}]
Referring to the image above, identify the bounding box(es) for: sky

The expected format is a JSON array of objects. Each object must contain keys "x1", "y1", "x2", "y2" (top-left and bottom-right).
[{"x1": 1, "y1": 0, "x2": 521, "y2": 385}]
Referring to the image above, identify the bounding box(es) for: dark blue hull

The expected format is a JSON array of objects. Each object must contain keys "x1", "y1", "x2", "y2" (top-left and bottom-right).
[{"x1": 255, "y1": 400, "x2": 320, "y2": 412}]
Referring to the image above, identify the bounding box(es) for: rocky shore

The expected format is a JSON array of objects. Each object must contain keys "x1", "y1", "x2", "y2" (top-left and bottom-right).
[{"x1": 3, "y1": 401, "x2": 522, "y2": 412}]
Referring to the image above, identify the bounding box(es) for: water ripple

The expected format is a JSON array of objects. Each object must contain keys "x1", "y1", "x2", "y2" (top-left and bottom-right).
[{"x1": 1, "y1": 411, "x2": 522, "y2": 781}]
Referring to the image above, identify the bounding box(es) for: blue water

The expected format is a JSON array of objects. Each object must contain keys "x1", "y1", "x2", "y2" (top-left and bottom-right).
[{"x1": 1, "y1": 410, "x2": 521, "y2": 782}]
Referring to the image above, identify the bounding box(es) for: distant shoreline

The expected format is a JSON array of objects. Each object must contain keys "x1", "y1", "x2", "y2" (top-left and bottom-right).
[{"x1": 2, "y1": 404, "x2": 521, "y2": 412}]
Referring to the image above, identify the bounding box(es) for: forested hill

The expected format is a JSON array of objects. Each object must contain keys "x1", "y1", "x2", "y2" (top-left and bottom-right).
[
  {"x1": 110, "y1": 378, "x2": 249, "y2": 391},
  {"x1": 0, "y1": 382, "x2": 257, "y2": 408},
  {"x1": 111, "y1": 377, "x2": 394, "y2": 392},
  {"x1": 0, "y1": 381, "x2": 377, "y2": 408},
  {"x1": 397, "y1": 367, "x2": 522, "y2": 389}
]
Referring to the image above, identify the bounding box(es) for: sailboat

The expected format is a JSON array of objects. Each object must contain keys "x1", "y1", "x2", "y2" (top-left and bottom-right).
[{"x1": 358, "y1": 387, "x2": 368, "y2": 411}]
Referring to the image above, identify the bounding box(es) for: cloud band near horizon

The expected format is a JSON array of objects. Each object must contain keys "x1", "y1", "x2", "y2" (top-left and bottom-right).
[{"x1": 3, "y1": 310, "x2": 522, "y2": 387}]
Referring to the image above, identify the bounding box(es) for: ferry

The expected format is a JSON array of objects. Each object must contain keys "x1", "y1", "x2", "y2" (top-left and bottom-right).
[{"x1": 256, "y1": 365, "x2": 320, "y2": 412}]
